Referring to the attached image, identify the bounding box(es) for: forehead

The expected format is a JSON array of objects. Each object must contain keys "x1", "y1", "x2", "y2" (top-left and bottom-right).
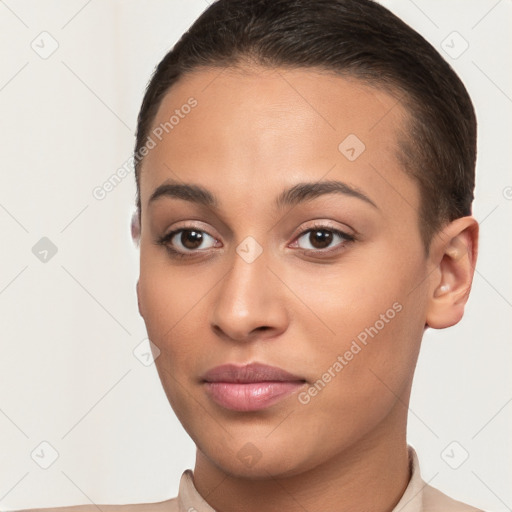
[{"x1": 139, "y1": 65, "x2": 418, "y2": 219}]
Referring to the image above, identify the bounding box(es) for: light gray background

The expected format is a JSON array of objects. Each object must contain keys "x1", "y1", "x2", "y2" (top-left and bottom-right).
[{"x1": 0, "y1": 1, "x2": 510, "y2": 511}]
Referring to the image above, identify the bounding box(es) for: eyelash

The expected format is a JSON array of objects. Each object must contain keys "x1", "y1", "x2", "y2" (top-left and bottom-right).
[{"x1": 155, "y1": 223, "x2": 356, "y2": 260}]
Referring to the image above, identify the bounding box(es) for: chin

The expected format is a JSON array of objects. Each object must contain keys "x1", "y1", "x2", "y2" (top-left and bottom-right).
[
  {"x1": 214, "y1": 451, "x2": 306, "y2": 480},
  {"x1": 195, "y1": 429, "x2": 331, "y2": 480}
]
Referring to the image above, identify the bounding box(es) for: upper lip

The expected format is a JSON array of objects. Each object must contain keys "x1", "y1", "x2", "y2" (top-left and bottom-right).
[{"x1": 202, "y1": 362, "x2": 306, "y2": 383}]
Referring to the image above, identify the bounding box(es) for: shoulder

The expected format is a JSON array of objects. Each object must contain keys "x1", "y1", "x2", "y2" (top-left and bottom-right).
[
  {"x1": 6, "y1": 497, "x2": 180, "y2": 512},
  {"x1": 403, "y1": 446, "x2": 486, "y2": 512},
  {"x1": 422, "y1": 482, "x2": 485, "y2": 512}
]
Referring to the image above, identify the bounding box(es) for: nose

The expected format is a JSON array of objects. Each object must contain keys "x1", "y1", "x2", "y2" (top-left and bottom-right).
[{"x1": 210, "y1": 246, "x2": 289, "y2": 343}]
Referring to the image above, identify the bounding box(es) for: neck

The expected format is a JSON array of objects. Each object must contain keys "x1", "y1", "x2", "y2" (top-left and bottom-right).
[{"x1": 192, "y1": 408, "x2": 411, "y2": 512}]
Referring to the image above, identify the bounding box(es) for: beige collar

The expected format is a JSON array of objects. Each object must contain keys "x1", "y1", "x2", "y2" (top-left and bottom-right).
[{"x1": 177, "y1": 446, "x2": 424, "y2": 512}]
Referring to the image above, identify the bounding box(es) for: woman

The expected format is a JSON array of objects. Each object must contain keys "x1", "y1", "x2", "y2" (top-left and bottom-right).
[{"x1": 17, "y1": 0, "x2": 484, "y2": 510}]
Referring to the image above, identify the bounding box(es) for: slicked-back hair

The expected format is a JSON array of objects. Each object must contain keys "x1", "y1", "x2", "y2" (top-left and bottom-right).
[{"x1": 134, "y1": 0, "x2": 477, "y2": 252}]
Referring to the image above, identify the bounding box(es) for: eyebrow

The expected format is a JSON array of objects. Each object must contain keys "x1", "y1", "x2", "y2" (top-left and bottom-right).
[{"x1": 148, "y1": 179, "x2": 378, "y2": 210}]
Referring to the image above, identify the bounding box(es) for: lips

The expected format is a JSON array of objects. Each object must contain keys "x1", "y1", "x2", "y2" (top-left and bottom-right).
[
  {"x1": 201, "y1": 362, "x2": 306, "y2": 383},
  {"x1": 201, "y1": 362, "x2": 307, "y2": 412}
]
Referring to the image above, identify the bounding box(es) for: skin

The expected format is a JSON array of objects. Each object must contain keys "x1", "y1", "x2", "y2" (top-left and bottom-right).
[{"x1": 135, "y1": 65, "x2": 478, "y2": 512}]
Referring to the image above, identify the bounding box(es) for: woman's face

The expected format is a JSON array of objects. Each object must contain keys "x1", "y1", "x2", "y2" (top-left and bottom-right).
[{"x1": 137, "y1": 66, "x2": 430, "y2": 477}]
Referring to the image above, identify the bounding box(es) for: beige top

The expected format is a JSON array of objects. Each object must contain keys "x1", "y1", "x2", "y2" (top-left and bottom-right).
[{"x1": 13, "y1": 447, "x2": 483, "y2": 512}]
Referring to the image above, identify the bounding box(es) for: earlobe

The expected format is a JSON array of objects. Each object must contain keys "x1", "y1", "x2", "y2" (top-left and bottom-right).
[{"x1": 425, "y1": 216, "x2": 479, "y2": 329}]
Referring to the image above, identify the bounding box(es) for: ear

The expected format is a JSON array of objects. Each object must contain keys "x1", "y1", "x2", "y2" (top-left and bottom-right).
[
  {"x1": 425, "y1": 216, "x2": 479, "y2": 329},
  {"x1": 136, "y1": 279, "x2": 144, "y2": 319},
  {"x1": 131, "y1": 208, "x2": 141, "y2": 246},
  {"x1": 132, "y1": 208, "x2": 143, "y2": 319}
]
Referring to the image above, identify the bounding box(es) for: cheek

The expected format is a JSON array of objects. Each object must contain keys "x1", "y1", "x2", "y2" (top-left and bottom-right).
[
  {"x1": 138, "y1": 249, "x2": 206, "y2": 369},
  {"x1": 138, "y1": 255, "x2": 208, "y2": 423},
  {"x1": 301, "y1": 286, "x2": 418, "y2": 394},
  {"x1": 297, "y1": 248, "x2": 427, "y2": 424},
  {"x1": 139, "y1": 243, "x2": 203, "y2": 332},
  {"x1": 289, "y1": 292, "x2": 423, "y2": 467}
]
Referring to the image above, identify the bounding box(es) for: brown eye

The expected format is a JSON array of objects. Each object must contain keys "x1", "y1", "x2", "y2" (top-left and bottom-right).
[
  {"x1": 158, "y1": 228, "x2": 217, "y2": 255},
  {"x1": 178, "y1": 230, "x2": 205, "y2": 250},
  {"x1": 295, "y1": 225, "x2": 354, "y2": 253},
  {"x1": 307, "y1": 229, "x2": 333, "y2": 249}
]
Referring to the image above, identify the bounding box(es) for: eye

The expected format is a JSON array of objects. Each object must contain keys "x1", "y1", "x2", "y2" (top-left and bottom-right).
[
  {"x1": 156, "y1": 227, "x2": 218, "y2": 257},
  {"x1": 293, "y1": 224, "x2": 355, "y2": 254},
  {"x1": 155, "y1": 222, "x2": 355, "y2": 260}
]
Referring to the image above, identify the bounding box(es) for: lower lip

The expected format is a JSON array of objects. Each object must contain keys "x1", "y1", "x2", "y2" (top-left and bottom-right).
[{"x1": 204, "y1": 381, "x2": 305, "y2": 411}]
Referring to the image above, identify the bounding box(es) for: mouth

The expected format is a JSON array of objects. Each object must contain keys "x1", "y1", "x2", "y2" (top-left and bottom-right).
[{"x1": 201, "y1": 362, "x2": 307, "y2": 412}]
